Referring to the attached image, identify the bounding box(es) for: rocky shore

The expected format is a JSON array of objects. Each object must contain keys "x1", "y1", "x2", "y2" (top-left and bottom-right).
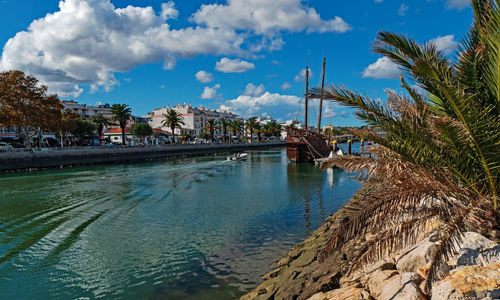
[{"x1": 242, "y1": 186, "x2": 500, "y2": 300}]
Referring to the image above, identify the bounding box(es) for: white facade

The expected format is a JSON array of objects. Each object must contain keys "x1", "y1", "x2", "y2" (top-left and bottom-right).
[
  {"x1": 61, "y1": 100, "x2": 112, "y2": 119},
  {"x1": 149, "y1": 104, "x2": 241, "y2": 137}
]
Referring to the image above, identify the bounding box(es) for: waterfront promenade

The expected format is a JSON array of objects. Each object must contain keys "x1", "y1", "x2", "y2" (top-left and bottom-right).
[{"x1": 0, "y1": 142, "x2": 285, "y2": 171}]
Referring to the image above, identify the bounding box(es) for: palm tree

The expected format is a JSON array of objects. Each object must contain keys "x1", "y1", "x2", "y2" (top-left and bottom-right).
[
  {"x1": 161, "y1": 109, "x2": 185, "y2": 144},
  {"x1": 204, "y1": 119, "x2": 218, "y2": 143},
  {"x1": 219, "y1": 118, "x2": 231, "y2": 143},
  {"x1": 309, "y1": 0, "x2": 499, "y2": 291},
  {"x1": 268, "y1": 120, "x2": 282, "y2": 137},
  {"x1": 110, "y1": 104, "x2": 132, "y2": 145},
  {"x1": 245, "y1": 118, "x2": 258, "y2": 143},
  {"x1": 253, "y1": 123, "x2": 262, "y2": 142},
  {"x1": 229, "y1": 120, "x2": 243, "y2": 143},
  {"x1": 91, "y1": 114, "x2": 111, "y2": 144}
]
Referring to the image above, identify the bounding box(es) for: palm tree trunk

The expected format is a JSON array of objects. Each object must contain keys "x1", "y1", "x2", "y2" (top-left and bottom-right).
[
  {"x1": 121, "y1": 126, "x2": 126, "y2": 145},
  {"x1": 171, "y1": 125, "x2": 175, "y2": 144}
]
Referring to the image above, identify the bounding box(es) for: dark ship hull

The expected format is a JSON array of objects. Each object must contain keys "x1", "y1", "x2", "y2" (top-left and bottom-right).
[{"x1": 286, "y1": 129, "x2": 331, "y2": 162}]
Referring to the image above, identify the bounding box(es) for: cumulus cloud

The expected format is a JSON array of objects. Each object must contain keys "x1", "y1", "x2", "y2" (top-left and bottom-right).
[
  {"x1": 430, "y1": 34, "x2": 458, "y2": 54},
  {"x1": 362, "y1": 57, "x2": 400, "y2": 79},
  {"x1": 243, "y1": 83, "x2": 265, "y2": 97},
  {"x1": 220, "y1": 91, "x2": 301, "y2": 117},
  {"x1": 398, "y1": 3, "x2": 409, "y2": 16},
  {"x1": 215, "y1": 57, "x2": 255, "y2": 73},
  {"x1": 446, "y1": 0, "x2": 470, "y2": 9},
  {"x1": 281, "y1": 82, "x2": 292, "y2": 90},
  {"x1": 195, "y1": 70, "x2": 214, "y2": 83},
  {"x1": 201, "y1": 83, "x2": 221, "y2": 99},
  {"x1": 0, "y1": 0, "x2": 352, "y2": 97},
  {"x1": 191, "y1": 0, "x2": 351, "y2": 35},
  {"x1": 0, "y1": 0, "x2": 244, "y2": 96},
  {"x1": 294, "y1": 68, "x2": 313, "y2": 82}
]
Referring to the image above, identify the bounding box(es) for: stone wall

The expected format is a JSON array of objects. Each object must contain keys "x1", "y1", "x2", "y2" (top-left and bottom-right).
[{"x1": 0, "y1": 142, "x2": 285, "y2": 172}]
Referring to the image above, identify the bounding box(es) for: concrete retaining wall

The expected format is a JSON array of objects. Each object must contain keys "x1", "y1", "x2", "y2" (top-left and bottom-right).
[{"x1": 0, "y1": 142, "x2": 285, "y2": 172}]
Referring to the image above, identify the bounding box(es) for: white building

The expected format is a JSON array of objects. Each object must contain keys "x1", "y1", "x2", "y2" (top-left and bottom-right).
[
  {"x1": 149, "y1": 103, "x2": 241, "y2": 138},
  {"x1": 61, "y1": 100, "x2": 113, "y2": 119}
]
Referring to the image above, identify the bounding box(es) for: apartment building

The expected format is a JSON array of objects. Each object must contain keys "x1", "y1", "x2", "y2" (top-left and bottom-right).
[
  {"x1": 61, "y1": 100, "x2": 113, "y2": 119},
  {"x1": 149, "y1": 103, "x2": 241, "y2": 137}
]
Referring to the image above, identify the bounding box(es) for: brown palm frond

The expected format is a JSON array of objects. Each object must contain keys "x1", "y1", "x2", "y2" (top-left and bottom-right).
[{"x1": 350, "y1": 210, "x2": 440, "y2": 273}]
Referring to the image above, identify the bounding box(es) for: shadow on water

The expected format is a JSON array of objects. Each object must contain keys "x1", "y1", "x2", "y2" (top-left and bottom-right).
[{"x1": 0, "y1": 149, "x2": 360, "y2": 299}]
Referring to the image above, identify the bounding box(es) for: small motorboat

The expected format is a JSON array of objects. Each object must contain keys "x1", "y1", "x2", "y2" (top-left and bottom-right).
[{"x1": 227, "y1": 153, "x2": 248, "y2": 161}]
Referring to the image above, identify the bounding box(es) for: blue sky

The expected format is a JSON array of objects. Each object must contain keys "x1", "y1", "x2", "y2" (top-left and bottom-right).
[{"x1": 0, "y1": 0, "x2": 472, "y2": 126}]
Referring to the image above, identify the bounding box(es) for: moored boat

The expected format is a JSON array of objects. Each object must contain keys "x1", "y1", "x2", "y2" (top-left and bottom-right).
[{"x1": 286, "y1": 58, "x2": 330, "y2": 162}]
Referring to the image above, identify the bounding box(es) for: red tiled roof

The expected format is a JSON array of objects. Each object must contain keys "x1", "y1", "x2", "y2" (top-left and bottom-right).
[
  {"x1": 104, "y1": 127, "x2": 130, "y2": 134},
  {"x1": 152, "y1": 128, "x2": 168, "y2": 133}
]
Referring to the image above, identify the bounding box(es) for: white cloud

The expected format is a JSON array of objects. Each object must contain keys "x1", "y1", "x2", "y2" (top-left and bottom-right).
[
  {"x1": 323, "y1": 105, "x2": 337, "y2": 118},
  {"x1": 243, "y1": 83, "x2": 265, "y2": 97},
  {"x1": 398, "y1": 3, "x2": 409, "y2": 16},
  {"x1": 0, "y1": 0, "x2": 351, "y2": 97},
  {"x1": 281, "y1": 82, "x2": 292, "y2": 90},
  {"x1": 446, "y1": 0, "x2": 470, "y2": 10},
  {"x1": 0, "y1": 0, "x2": 246, "y2": 96},
  {"x1": 294, "y1": 68, "x2": 313, "y2": 82},
  {"x1": 362, "y1": 57, "x2": 400, "y2": 79},
  {"x1": 160, "y1": 2, "x2": 179, "y2": 20},
  {"x1": 195, "y1": 70, "x2": 214, "y2": 83},
  {"x1": 201, "y1": 83, "x2": 221, "y2": 99},
  {"x1": 191, "y1": 0, "x2": 351, "y2": 35},
  {"x1": 430, "y1": 34, "x2": 458, "y2": 54},
  {"x1": 220, "y1": 91, "x2": 301, "y2": 117},
  {"x1": 215, "y1": 57, "x2": 255, "y2": 73}
]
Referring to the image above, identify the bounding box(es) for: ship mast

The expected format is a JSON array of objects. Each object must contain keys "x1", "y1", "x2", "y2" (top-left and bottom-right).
[
  {"x1": 304, "y1": 64, "x2": 309, "y2": 131},
  {"x1": 317, "y1": 57, "x2": 326, "y2": 134}
]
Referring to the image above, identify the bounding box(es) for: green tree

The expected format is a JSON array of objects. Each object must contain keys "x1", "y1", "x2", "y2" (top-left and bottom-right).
[
  {"x1": 268, "y1": 120, "x2": 282, "y2": 137},
  {"x1": 204, "y1": 119, "x2": 218, "y2": 143},
  {"x1": 310, "y1": 0, "x2": 500, "y2": 290},
  {"x1": 90, "y1": 114, "x2": 111, "y2": 144},
  {"x1": 245, "y1": 118, "x2": 258, "y2": 143},
  {"x1": 130, "y1": 123, "x2": 153, "y2": 142},
  {"x1": 229, "y1": 120, "x2": 243, "y2": 143},
  {"x1": 71, "y1": 119, "x2": 95, "y2": 145},
  {"x1": 0, "y1": 70, "x2": 63, "y2": 148},
  {"x1": 219, "y1": 118, "x2": 231, "y2": 143},
  {"x1": 161, "y1": 109, "x2": 185, "y2": 144},
  {"x1": 111, "y1": 104, "x2": 132, "y2": 145},
  {"x1": 253, "y1": 123, "x2": 262, "y2": 142}
]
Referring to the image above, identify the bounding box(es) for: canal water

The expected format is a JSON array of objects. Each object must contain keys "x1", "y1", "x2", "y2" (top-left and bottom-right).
[{"x1": 0, "y1": 148, "x2": 360, "y2": 299}]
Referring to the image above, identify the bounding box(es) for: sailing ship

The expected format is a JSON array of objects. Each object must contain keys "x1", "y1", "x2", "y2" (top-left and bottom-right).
[{"x1": 286, "y1": 58, "x2": 331, "y2": 162}]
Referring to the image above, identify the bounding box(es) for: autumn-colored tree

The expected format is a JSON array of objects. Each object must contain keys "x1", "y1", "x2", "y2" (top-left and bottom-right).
[
  {"x1": 0, "y1": 70, "x2": 63, "y2": 148},
  {"x1": 57, "y1": 112, "x2": 78, "y2": 147}
]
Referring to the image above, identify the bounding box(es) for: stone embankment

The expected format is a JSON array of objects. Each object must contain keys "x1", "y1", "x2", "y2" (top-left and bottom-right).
[
  {"x1": 242, "y1": 186, "x2": 500, "y2": 300},
  {"x1": 0, "y1": 142, "x2": 285, "y2": 172}
]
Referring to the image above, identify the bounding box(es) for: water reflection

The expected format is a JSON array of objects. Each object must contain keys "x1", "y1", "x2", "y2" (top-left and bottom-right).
[{"x1": 0, "y1": 149, "x2": 360, "y2": 299}]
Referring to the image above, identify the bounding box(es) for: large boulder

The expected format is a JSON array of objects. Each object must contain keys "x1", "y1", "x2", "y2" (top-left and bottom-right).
[
  {"x1": 452, "y1": 232, "x2": 500, "y2": 268},
  {"x1": 368, "y1": 271, "x2": 426, "y2": 300},
  {"x1": 431, "y1": 263, "x2": 500, "y2": 300},
  {"x1": 396, "y1": 236, "x2": 438, "y2": 278},
  {"x1": 307, "y1": 286, "x2": 371, "y2": 300}
]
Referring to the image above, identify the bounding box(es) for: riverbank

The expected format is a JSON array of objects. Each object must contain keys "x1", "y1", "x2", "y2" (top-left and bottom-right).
[
  {"x1": 0, "y1": 141, "x2": 285, "y2": 172},
  {"x1": 242, "y1": 184, "x2": 500, "y2": 300}
]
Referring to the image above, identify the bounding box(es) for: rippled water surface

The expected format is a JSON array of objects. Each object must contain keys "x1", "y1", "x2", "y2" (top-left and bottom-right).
[{"x1": 0, "y1": 149, "x2": 360, "y2": 299}]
